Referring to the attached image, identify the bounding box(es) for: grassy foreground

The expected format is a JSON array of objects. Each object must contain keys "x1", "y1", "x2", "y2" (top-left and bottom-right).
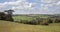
[{"x1": 0, "y1": 20, "x2": 60, "y2": 32}]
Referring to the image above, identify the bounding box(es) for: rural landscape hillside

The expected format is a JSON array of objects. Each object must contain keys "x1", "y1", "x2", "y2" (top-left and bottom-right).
[
  {"x1": 0, "y1": 0, "x2": 60, "y2": 32},
  {"x1": 0, "y1": 11, "x2": 60, "y2": 32},
  {"x1": 0, "y1": 20, "x2": 60, "y2": 32}
]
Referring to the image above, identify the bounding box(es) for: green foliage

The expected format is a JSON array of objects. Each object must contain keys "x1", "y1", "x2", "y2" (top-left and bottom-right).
[
  {"x1": 5, "y1": 14, "x2": 14, "y2": 21},
  {"x1": 54, "y1": 19, "x2": 60, "y2": 23},
  {"x1": 13, "y1": 15, "x2": 60, "y2": 25},
  {"x1": 0, "y1": 12, "x2": 14, "y2": 21},
  {"x1": 0, "y1": 12, "x2": 5, "y2": 20},
  {"x1": 48, "y1": 18, "x2": 53, "y2": 23},
  {"x1": 13, "y1": 16, "x2": 49, "y2": 25}
]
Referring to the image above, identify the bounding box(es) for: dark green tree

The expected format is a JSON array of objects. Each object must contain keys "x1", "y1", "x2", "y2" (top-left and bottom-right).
[{"x1": 4, "y1": 9, "x2": 14, "y2": 21}]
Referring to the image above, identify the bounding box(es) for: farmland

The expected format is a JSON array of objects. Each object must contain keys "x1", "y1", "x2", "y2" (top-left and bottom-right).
[
  {"x1": 13, "y1": 15, "x2": 50, "y2": 21},
  {"x1": 13, "y1": 16, "x2": 34, "y2": 21},
  {"x1": 13, "y1": 15, "x2": 60, "y2": 25},
  {"x1": 0, "y1": 14, "x2": 60, "y2": 32},
  {"x1": 0, "y1": 20, "x2": 60, "y2": 32}
]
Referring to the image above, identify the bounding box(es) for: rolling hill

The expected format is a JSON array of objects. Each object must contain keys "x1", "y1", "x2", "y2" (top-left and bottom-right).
[{"x1": 0, "y1": 20, "x2": 60, "y2": 32}]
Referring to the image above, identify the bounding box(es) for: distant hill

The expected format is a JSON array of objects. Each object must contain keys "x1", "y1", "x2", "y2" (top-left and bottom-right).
[{"x1": 13, "y1": 14, "x2": 60, "y2": 17}]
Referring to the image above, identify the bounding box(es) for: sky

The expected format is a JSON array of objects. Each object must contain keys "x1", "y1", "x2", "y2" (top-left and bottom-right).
[{"x1": 0, "y1": 0, "x2": 60, "y2": 14}]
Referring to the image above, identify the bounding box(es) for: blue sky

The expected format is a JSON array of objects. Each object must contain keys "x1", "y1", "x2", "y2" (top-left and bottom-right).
[
  {"x1": 0, "y1": 0, "x2": 60, "y2": 14},
  {"x1": 0, "y1": 0, "x2": 15, "y2": 3}
]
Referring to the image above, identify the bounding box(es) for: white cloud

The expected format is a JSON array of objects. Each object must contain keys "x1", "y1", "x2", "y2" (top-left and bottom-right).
[
  {"x1": 57, "y1": 1, "x2": 60, "y2": 5},
  {"x1": 40, "y1": 0, "x2": 60, "y2": 14},
  {"x1": 0, "y1": 3, "x2": 6, "y2": 8},
  {"x1": 41, "y1": 0, "x2": 58, "y2": 3},
  {"x1": 0, "y1": 0, "x2": 36, "y2": 12},
  {"x1": 0, "y1": 0, "x2": 60, "y2": 14}
]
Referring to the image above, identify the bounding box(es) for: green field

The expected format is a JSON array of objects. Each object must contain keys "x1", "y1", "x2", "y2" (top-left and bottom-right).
[
  {"x1": 0, "y1": 20, "x2": 60, "y2": 32},
  {"x1": 13, "y1": 15, "x2": 50, "y2": 21},
  {"x1": 13, "y1": 16, "x2": 34, "y2": 21}
]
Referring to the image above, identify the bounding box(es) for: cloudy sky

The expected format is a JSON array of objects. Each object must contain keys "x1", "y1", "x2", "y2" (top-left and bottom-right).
[{"x1": 0, "y1": 0, "x2": 60, "y2": 14}]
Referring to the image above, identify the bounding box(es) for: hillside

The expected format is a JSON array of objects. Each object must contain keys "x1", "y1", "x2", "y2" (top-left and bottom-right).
[{"x1": 0, "y1": 20, "x2": 60, "y2": 32}]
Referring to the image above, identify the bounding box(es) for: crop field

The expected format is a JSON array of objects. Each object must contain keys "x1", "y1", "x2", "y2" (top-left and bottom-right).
[
  {"x1": 0, "y1": 20, "x2": 60, "y2": 32},
  {"x1": 13, "y1": 16, "x2": 34, "y2": 21},
  {"x1": 13, "y1": 15, "x2": 50, "y2": 21}
]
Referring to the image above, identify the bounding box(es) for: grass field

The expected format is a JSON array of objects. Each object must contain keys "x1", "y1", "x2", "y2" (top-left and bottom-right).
[
  {"x1": 0, "y1": 20, "x2": 60, "y2": 32},
  {"x1": 13, "y1": 16, "x2": 34, "y2": 21},
  {"x1": 13, "y1": 15, "x2": 50, "y2": 21}
]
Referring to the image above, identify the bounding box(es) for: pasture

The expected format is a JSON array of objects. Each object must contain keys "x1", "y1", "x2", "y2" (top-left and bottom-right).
[
  {"x1": 13, "y1": 15, "x2": 60, "y2": 25},
  {"x1": 13, "y1": 16, "x2": 34, "y2": 21},
  {"x1": 13, "y1": 15, "x2": 50, "y2": 21},
  {"x1": 0, "y1": 20, "x2": 60, "y2": 32}
]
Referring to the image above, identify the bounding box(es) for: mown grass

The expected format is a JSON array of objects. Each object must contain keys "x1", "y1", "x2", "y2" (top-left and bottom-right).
[{"x1": 0, "y1": 20, "x2": 60, "y2": 32}]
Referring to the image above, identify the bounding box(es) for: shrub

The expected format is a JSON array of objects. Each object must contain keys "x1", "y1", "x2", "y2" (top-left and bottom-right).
[
  {"x1": 5, "y1": 14, "x2": 14, "y2": 21},
  {"x1": 48, "y1": 18, "x2": 53, "y2": 23},
  {"x1": 27, "y1": 18, "x2": 49, "y2": 25},
  {"x1": 0, "y1": 12, "x2": 5, "y2": 20},
  {"x1": 30, "y1": 20, "x2": 38, "y2": 25},
  {"x1": 19, "y1": 20, "x2": 29, "y2": 24},
  {"x1": 36, "y1": 18, "x2": 49, "y2": 25},
  {"x1": 55, "y1": 19, "x2": 60, "y2": 23}
]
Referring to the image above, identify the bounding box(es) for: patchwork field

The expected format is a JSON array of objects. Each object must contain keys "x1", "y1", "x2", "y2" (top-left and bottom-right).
[
  {"x1": 0, "y1": 20, "x2": 60, "y2": 32},
  {"x1": 13, "y1": 15, "x2": 50, "y2": 21},
  {"x1": 13, "y1": 16, "x2": 34, "y2": 21}
]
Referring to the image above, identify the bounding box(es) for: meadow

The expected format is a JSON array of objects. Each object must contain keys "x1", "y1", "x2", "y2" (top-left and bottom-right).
[
  {"x1": 0, "y1": 20, "x2": 60, "y2": 32},
  {"x1": 0, "y1": 15, "x2": 60, "y2": 32},
  {"x1": 13, "y1": 15, "x2": 50, "y2": 21},
  {"x1": 13, "y1": 15, "x2": 34, "y2": 21},
  {"x1": 13, "y1": 15, "x2": 60, "y2": 25}
]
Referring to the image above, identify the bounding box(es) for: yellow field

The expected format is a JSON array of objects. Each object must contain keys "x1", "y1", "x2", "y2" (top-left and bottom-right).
[{"x1": 0, "y1": 20, "x2": 60, "y2": 32}]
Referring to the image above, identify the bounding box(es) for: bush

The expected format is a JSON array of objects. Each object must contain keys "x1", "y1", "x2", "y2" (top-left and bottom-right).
[
  {"x1": 50, "y1": 18, "x2": 60, "y2": 23},
  {"x1": 19, "y1": 20, "x2": 29, "y2": 24},
  {"x1": 36, "y1": 18, "x2": 49, "y2": 25},
  {"x1": 27, "y1": 18, "x2": 49, "y2": 25},
  {"x1": 0, "y1": 12, "x2": 5, "y2": 20},
  {"x1": 55, "y1": 19, "x2": 60, "y2": 23},
  {"x1": 28, "y1": 20, "x2": 38, "y2": 25},
  {"x1": 48, "y1": 19, "x2": 53, "y2": 23},
  {"x1": 5, "y1": 14, "x2": 14, "y2": 21}
]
